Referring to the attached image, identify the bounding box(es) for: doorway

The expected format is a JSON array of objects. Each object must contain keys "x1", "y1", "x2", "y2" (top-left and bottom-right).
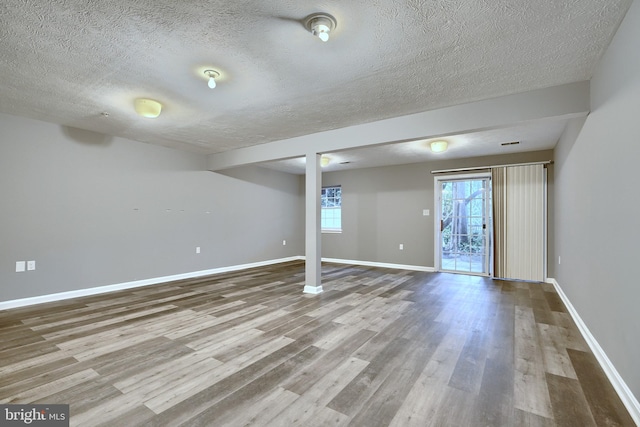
[{"x1": 435, "y1": 173, "x2": 492, "y2": 275}]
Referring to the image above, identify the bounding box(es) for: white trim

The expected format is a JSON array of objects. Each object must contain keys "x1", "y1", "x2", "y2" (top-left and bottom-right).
[
  {"x1": 0, "y1": 256, "x2": 304, "y2": 311},
  {"x1": 546, "y1": 278, "x2": 640, "y2": 425},
  {"x1": 434, "y1": 175, "x2": 441, "y2": 271},
  {"x1": 303, "y1": 285, "x2": 324, "y2": 294},
  {"x1": 543, "y1": 168, "x2": 548, "y2": 280},
  {"x1": 439, "y1": 269, "x2": 489, "y2": 278},
  {"x1": 321, "y1": 257, "x2": 435, "y2": 272},
  {"x1": 431, "y1": 160, "x2": 552, "y2": 175}
]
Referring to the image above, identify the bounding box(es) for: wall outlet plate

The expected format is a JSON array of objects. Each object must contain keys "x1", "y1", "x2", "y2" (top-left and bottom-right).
[
  {"x1": 16, "y1": 261, "x2": 26, "y2": 272},
  {"x1": 27, "y1": 260, "x2": 36, "y2": 270}
]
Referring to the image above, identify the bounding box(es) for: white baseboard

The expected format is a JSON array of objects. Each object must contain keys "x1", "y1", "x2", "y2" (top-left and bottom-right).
[
  {"x1": 303, "y1": 285, "x2": 324, "y2": 294},
  {"x1": 546, "y1": 277, "x2": 640, "y2": 425},
  {"x1": 320, "y1": 257, "x2": 435, "y2": 272},
  {"x1": 0, "y1": 256, "x2": 304, "y2": 311},
  {"x1": 1, "y1": 256, "x2": 430, "y2": 310}
]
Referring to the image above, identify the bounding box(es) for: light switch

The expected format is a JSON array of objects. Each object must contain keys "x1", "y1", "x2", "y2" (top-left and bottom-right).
[
  {"x1": 196, "y1": 247, "x2": 201, "y2": 254},
  {"x1": 399, "y1": 244, "x2": 404, "y2": 250},
  {"x1": 423, "y1": 209, "x2": 430, "y2": 216},
  {"x1": 16, "y1": 261, "x2": 26, "y2": 272},
  {"x1": 27, "y1": 260, "x2": 36, "y2": 271}
]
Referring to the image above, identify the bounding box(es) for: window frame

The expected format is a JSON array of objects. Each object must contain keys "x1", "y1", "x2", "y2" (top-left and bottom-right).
[{"x1": 321, "y1": 185, "x2": 342, "y2": 233}]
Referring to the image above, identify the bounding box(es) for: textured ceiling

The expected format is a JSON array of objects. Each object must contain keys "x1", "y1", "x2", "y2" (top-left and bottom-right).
[{"x1": 0, "y1": 0, "x2": 632, "y2": 155}]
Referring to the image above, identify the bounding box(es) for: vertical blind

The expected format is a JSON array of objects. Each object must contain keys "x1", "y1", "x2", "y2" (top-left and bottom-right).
[{"x1": 492, "y1": 164, "x2": 546, "y2": 281}]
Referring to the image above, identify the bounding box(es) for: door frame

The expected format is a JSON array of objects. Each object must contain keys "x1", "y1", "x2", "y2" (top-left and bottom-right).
[{"x1": 434, "y1": 172, "x2": 492, "y2": 275}]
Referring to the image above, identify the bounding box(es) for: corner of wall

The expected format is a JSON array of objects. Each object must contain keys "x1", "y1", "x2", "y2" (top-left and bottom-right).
[{"x1": 547, "y1": 278, "x2": 640, "y2": 425}]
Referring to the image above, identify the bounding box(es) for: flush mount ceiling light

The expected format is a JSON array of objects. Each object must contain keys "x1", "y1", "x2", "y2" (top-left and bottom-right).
[
  {"x1": 204, "y1": 69, "x2": 220, "y2": 89},
  {"x1": 321, "y1": 156, "x2": 331, "y2": 167},
  {"x1": 134, "y1": 98, "x2": 162, "y2": 118},
  {"x1": 430, "y1": 140, "x2": 448, "y2": 153},
  {"x1": 305, "y1": 13, "x2": 337, "y2": 42}
]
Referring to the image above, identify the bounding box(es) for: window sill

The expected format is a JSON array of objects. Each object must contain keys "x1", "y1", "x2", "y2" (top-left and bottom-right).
[{"x1": 322, "y1": 230, "x2": 342, "y2": 234}]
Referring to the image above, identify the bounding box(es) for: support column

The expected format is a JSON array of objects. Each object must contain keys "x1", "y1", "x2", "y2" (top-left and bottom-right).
[{"x1": 304, "y1": 152, "x2": 323, "y2": 294}]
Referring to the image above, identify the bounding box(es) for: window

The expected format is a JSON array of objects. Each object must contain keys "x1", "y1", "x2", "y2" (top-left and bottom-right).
[{"x1": 321, "y1": 185, "x2": 342, "y2": 232}]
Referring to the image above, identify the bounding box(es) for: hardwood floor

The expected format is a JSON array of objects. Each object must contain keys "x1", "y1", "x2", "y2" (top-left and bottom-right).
[{"x1": 0, "y1": 261, "x2": 635, "y2": 426}]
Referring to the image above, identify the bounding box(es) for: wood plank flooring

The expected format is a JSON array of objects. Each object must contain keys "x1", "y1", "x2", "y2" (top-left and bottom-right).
[{"x1": 0, "y1": 261, "x2": 635, "y2": 426}]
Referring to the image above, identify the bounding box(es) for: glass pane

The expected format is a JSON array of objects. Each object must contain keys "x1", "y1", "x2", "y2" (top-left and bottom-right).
[
  {"x1": 321, "y1": 207, "x2": 341, "y2": 230},
  {"x1": 470, "y1": 199, "x2": 482, "y2": 216},
  {"x1": 440, "y1": 177, "x2": 491, "y2": 275}
]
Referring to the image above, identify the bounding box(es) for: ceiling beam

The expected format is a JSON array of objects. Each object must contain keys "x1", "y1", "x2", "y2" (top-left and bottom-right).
[{"x1": 207, "y1": 81, "x2": 590, "y2": 171}]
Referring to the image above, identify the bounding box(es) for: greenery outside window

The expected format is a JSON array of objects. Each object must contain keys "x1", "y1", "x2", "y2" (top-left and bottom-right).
[{"x1": 321, "y1": 186, "x2": 342, "y2": 232}]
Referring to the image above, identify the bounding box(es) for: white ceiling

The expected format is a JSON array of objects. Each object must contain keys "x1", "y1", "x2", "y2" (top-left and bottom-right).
[{"x1": 0, "y1": 1, "x2": 632, "y2": 163}]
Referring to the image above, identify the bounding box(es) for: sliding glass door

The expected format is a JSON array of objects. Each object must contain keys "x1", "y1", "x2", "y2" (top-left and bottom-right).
[{"x1": 436, "y1": 174, "x2": 492, "y2": 275}]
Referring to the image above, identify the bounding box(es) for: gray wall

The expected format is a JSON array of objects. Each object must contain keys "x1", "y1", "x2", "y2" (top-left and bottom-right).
[
  {"x1": 0, "y1": 113, "x2": 303, "y2": 302},
  {"x1": 321, "y1": 150, "x2": 554, "y2": 269},
  {"x1": 554, "y1": 0, "x2": 640, "y2": 399}
]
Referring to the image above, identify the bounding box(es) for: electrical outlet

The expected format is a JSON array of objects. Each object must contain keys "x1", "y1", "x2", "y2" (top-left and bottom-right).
[
  {"x1": 196, "y1": 247, "x2": 201, "y2": 254},
  {"x1": 399, "y1": 244, "x2": 404, "y2": 250},
  {"x1": 16, "y1": 261, "x2": 26, "y2": 272},
  {"x1": 282, "y1": 240, "x2": 286, "y2": 246},
  {"x1": 27, "y1": 260, "x2": 36, "y2": 271}
]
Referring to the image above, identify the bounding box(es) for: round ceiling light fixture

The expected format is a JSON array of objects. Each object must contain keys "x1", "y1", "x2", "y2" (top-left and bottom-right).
[
  {"x1": 321, "y1": 156, "x2": 331, "y2": 167},
  {"x1": 305, "y1": 13, "x2": 337, "y2": 42},
  {"x1": 204, "y1": 69, "x2": 220, "y2": 89},
  {"x1": 430, "y1": 140, "x2": 448, "y2": 153},
  {"x1": 134, "y1": 98, "x2": 162, "y2": 118}
]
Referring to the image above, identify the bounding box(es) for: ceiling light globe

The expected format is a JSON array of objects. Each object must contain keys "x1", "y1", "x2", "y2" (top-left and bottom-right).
[
  {"x1": 430, "y1": 140, "x2": 448, "y2": 153},
  {"x1": 134, "y1": 98, "x2": 162, "y2": 118},
  {"x1": 208, "y1": 76, "x2": 216, "y2": 89}
]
